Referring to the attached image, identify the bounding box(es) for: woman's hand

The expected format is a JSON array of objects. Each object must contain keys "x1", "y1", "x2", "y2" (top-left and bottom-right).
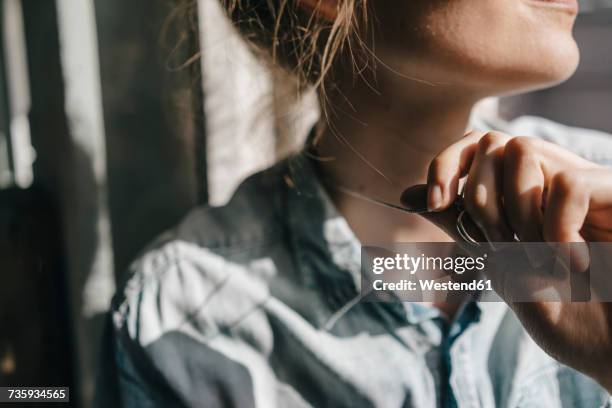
[{"x1": 404, "y1": 130, "x2": 612, "y2": 392}]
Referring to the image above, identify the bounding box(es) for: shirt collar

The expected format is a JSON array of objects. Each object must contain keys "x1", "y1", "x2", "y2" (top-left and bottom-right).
[
  {"x1": 282, "y1": 149, "x2": 486, "y2": 326},
  {"x1": 284, "y1": 151, "x2": 362, "y2": 293}
]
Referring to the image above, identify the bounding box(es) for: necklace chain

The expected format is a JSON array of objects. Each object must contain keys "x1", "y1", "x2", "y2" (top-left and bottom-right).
[{"x1": 332, "y1": 184, "x2": 419, "y2": 214}]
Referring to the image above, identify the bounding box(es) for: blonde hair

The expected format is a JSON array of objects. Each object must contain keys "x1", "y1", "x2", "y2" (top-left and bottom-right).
[
  {"x1": 220, "y1": 1, "x2": 370, "y2": 92},
  {"x1": 169, "y1": 0, "x2": 372, "y2": 145}
]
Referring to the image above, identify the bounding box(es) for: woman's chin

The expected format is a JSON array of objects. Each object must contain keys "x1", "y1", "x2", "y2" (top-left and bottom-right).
[
  {"x1": 493, "y1": 42, "x2": 580, "y2": 95},
  {"x1": 532, "y1": 43, "x2": 580, "y2": 87}
]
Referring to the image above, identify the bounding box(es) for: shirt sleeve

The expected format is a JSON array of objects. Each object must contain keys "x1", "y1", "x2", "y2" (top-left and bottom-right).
[
  {"x1": 114, "y1": 327, "x2": 186, "y2": 408},
  {"x1": 111, "y1": 241, "x2": 268, "y2": 408},
  {"x1": 114, "y1": 320, "x2": 258, "y2": 408}
]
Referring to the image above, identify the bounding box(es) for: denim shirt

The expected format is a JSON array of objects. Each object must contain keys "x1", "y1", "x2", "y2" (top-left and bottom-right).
[{"x1": 112, "y1": 116, "x2": 612, "y2": 408}]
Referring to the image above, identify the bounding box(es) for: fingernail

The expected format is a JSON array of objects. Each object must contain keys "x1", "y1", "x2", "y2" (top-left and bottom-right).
[
  {"x1": 400, "y1": 184, "x2": 429, "y2": 213},
  {"x1": 428, "y1": 185, "x2": 443, "y2": 212}
]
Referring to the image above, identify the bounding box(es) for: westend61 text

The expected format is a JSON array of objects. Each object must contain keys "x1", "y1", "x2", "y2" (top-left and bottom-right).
[{"x1": 372, "y1": 279, "x2": 493, "y2": 292}]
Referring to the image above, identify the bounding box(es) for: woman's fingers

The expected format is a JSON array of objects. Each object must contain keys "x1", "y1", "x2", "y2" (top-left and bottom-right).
[
  {"x1": 426, "y1": 130, "x2": 483, "y2": 211},
  {"x1": 426, "y1": 130, "x2": 514, "y2": 242},
  {"x1": 543, "y1": 170, "x2": 592, "y2": 274},
  {"x1": 424, "y1": 131, "x2": 611, "y2": 249},
  {"x1": 400, "y1": 184, "x2": 485, "y2": 255},
  {"x1": 543, "y1": 169, "x2": 612, "y2": 242},
  {"x1": 503, "y1": 137, "x2": 546, "y2": 242},
  {"x1": 463, "y1": 132, "x2": 514, "y2": 243}
]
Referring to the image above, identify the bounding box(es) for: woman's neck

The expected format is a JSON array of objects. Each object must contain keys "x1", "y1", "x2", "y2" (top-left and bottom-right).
[{"x1": 314, "y1": 76, "x2": 479, "y2": 244}]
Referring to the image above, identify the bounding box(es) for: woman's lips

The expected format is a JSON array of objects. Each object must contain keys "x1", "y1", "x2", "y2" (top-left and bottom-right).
[{"x1": 528, "y1": 0, "x2": 579, "y2": 14}]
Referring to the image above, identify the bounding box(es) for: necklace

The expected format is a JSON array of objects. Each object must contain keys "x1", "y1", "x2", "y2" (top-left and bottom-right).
[
  {"x1": 331, "y1": 182, "x2": 486, "y2": 246},
  {"x1": 332, "y1": 184, "x2": 422, "y2": 214}
]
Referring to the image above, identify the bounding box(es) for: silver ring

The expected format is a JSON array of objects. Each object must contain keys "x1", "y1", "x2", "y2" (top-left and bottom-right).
[{"x1": 456, "y1": 209, "x2": 481, "y2": 247}]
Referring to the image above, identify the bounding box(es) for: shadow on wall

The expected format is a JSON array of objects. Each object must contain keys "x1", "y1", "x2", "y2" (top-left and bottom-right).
[{"x1": 94, "y1": 0, "x2": 199, "y2": 279}]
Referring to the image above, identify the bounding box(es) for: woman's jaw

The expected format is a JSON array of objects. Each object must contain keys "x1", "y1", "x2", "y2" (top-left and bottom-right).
[{"x1": 368, "y1": 0, "x2": 580, "y2": 98}]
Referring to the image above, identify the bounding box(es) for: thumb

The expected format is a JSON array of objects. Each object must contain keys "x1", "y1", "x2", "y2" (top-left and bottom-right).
[{"x1": 400, "y1": 184, "x2": 486, "y2": 245}]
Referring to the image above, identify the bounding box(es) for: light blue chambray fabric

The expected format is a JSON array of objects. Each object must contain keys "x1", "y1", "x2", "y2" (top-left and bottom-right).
[{"x1": 111, "y1": 116, "x2": 612, "y2": 408}]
